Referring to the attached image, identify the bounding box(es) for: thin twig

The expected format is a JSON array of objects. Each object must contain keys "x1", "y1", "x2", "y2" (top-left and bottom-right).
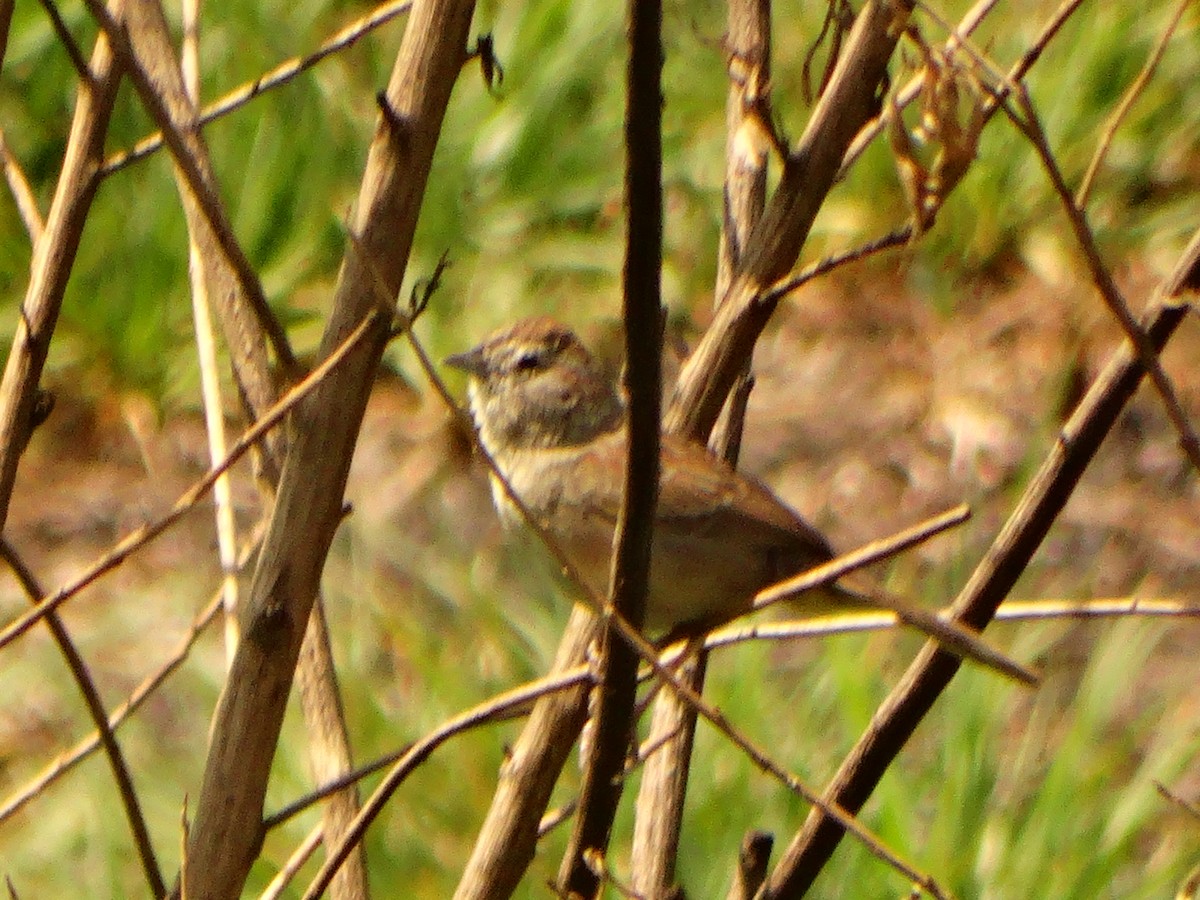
[
  {"x1": 1001, "y1": 83, "x2": 1200, "y2": 472},
  {"x1": 703, "y1": 597, "x2": 1197, "y2": 651},
  {"x1": 81, "y1": 0, "x2": 300, "y2": 378},
  {"x1": 0, "y1": 129, "x2": 45, "y2": 242},
  {"x1": 753, "y1": 504, "x2": 1037, "y2": 685},
  {"x1": 838, "y1": 0, "x2": 1001, "y2": 177},
  {"x1": 0, "y1": 590, "x2": 221, "y2": 823},
  {"x1": 0, "y1": 312, "x2": 378, "y2": 652},
  {"x1": 0, "y1": 525, "x2": 262, "y2": 825},
  {"x1": 0, "y1": 539, "x2": 165, "y2": 897},
  {"x1": 760, "y1": 226, "x2": 912, "y2": 307},
  {"x1": 1155, "y1": 780, "x2": 1200, "y2": 823},
  {"x1": 262, "y1": 824, "x2": 324, "y2": 900},
  {"x1": 1076, "y1": 0, "x2": 1191, "y2": 208},
  {"x1": 299, "y1": 667, "x2": 598, "y2": 900},
  {"x1": 36, "y1": 0, "x2": 91, "y2": 81},
  {"x1": 100, "y1": 0, "x2": 415, "y2": 176},
  {"x1": 763, "y1": 227, "x2": 1200, "y2": 897},
  {"x1": 263, "y1": 663, "x2": 593, "y2": 832}
]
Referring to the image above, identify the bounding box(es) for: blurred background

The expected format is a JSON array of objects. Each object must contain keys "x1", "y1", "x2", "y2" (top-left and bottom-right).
[{"x1": 0, "y1": 0, "x2": 1197, "y2": 896}]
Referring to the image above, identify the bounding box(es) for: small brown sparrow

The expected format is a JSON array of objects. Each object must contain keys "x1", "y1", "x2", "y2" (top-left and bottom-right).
[{"x1": 447, "y1": 317, "x2": 1027, "y2": 679}]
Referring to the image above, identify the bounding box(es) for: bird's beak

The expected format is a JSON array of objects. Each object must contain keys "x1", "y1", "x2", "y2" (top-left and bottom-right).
[{"x1": 444, "y1": 345, "x2": 488, "y2": 378}]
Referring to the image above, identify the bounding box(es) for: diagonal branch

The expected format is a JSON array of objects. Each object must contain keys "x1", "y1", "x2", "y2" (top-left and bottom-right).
[
  {"x1": 0, "y1": 0, "x2": 124, "y2": 536},
  {"x1": 0, "y1": 128, "x2": 45, "y2": 242},
  {"x1": 665, "y1": 0, "x2": 914, "y2": 442},
  {"x1": 1001, "y1": 83, "x2": 1200, "y2": 472},
  {"x1": 762, "y1": 225, "x2": 1200, "y2": 898},
  {"x1": 0, "y1": 539, "x2": 165, "y2": 897},
  {"x1": 300, "y1": 666, "x2": 597, "y2": 899},
  {"x1": 178, "y1": 0, "x2": 476, "y2": 893},
  {"x1": 82, "y1": 0, "x2": 299, "y2": 379},
  {"x1": 0, "y1": 526, "x2": 261, "y2": 827},
  {"x1": 100, "y1": 0, "x2": 415, "y2": 177},
  {"x1": 36, "y1": 0, "x2": 91, "y2": 81},
  {"x1": 0, "y1": 312, "x2": 377, "y2": 652},
  {"x1": 1075, "y1": 0, "x2": 1190, "y2": 208}
]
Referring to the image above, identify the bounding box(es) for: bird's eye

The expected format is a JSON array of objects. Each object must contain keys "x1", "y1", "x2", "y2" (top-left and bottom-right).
[{"x1": 513, "y1": 350, "x2": 543, "y2": 372}]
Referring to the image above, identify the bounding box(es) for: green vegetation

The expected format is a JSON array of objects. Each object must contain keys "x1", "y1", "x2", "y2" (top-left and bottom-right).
[{"x1": 0, "y1": 0, "x2": 1196, "y2": 897}]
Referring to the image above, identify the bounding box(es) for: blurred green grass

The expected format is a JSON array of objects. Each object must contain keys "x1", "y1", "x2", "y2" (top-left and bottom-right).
[{"x1": 0, "y1": 0, "x2": 1197, "y2": 897}]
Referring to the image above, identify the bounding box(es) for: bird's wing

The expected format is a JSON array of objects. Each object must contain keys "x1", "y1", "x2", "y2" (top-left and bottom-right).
[{"x1": 566, "y1": 431, "x2": 834, "y2": 562}]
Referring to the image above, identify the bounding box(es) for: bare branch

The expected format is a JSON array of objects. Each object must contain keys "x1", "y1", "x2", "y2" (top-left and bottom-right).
[
  {"x1": 0, "y1": 129, "x2": 45, "y2": 242},
  {"x1": 752, "y1": 505, "x2": 1037, "y2": 685},
  {"x1": 0, "y1": 539, "x2": 165, "y2": 896},
  {"x1": 604, "y1": 595, "x2": 952, "y2": 897},
  {"x1": 0, "y1": 0, "x2": 123, "y2": 535},
  {"x1": 180, "y1": 0, "x2": 475, "y2": 892},
  {"x1": 100, "y1": 0, "x2": 415, "y2": 176},
  {"x1": 301, "y1": 666, "x2": 596, "y2": 899},
  {"x1": 703, "y1": 597, "x2": 1200, "y2": 652},
  {"x1": 725, "y1": 830, "x2": 773, "y2": 900},
  {"x1": 82, "y1": 0, "x2": 299, "y2": 378},
  {"x1": 0, "y1": 528, "x2": 261, "y2": 826},
  {"x1": 1077, "y1": 0, "x2": 1190, "y2": 207},
  {"x1": 665, "y1": 0, "x2": 914, "y2": 442},
  {"x1": 762, "y1": 226, "x2": 1200, "y2": 897},
  {"x1": 558, "y1": 0, "x2": 664, "y2": 893},
  {"x1": 454, "y1": 608, "x2": 597, "y2": 899},
  {"x1": 633, "y1": 0, "x2": 770, "y2": 889},
  {"x1": 262, "y1": 825, "x2": 324, "y2": 900},
  {"x1": 296, "y1": 597, "x2": 371, "y2": 900},
  {"x1": 0, "y1": 312, "x2": 378, "y2": 652},
  {"x1": 1000, "y1": 83, "x2": 1200, "y2": 472},
  {"x1": 36, "y1": 0, "x2": 91, "y2": 81}
]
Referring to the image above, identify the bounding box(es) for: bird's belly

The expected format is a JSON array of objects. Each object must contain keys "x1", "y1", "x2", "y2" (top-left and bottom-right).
[{"x1": 492, "y1": 471, "x2": 770, "y2": 633}]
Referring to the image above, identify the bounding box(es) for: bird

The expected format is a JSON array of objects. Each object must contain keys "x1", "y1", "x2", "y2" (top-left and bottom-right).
[{"x1": 446, "y1": 316, "x2": 1031, "y2": 682}]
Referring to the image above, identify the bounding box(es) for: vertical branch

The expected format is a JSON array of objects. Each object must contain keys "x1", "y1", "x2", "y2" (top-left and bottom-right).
[
  {"x1": 665, "y1": 0, "x2": 913, "y2": 443},
  {"x1": 761, "y1": 229, "x2": 1200, "y2": 897},
  {"x1": 180, "y1": 0, "x2": 476, "y2": 894},
  {"x1": 177, "y1": 0, "x2": 242, "y2": 664},
  {"x1": 0, "y1": 0, "x2": 13, "y2": 72},
  {"x1": 0, "y1": 0, "x2": 125, "y2": 532},
  {"x1": 558, "y1": 0, "x2": 664, "y2": 894},
  {"x1": 631, "y1": 0, "x2": 770, "y2": 893},
  {"x1": 295, "y1": 595, "x2": 371, "y2": 900},
  {"x1": 628, "y1": 648, "x2": 705, "y2": 895},
  {"x1": 121, "y1": 4, "x2": 372, "y2": 895},
  {"x1": 453, "y1": 609, "x2": 596, "y2": 900}
]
